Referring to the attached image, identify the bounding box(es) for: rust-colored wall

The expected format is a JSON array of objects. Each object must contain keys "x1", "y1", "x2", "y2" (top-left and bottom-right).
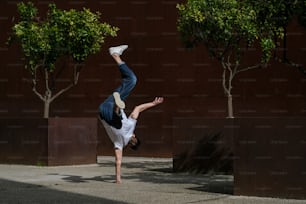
[
  {"x1": 234, "y1": 118, "x2": 306, "y2": 199},
  {"x1": 1, "y1": 0, "x2": 306, "y2": 157},
  {"x1": 172, "y1": 117, "x2": 306, "y2": 199},
  {"x1": 0, "y1": 118, "x2": 97, "y2": 166},
  {"x1": 173, "y1": 118, "x2": 234, "y2": 174}
]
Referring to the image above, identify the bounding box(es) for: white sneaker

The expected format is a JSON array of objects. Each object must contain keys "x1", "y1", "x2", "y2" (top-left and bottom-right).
[
  {"x1": 113, "y1": 92, "x2": 125, "y2": 109},
  {"x1": 109, "y1": 45, "x2": 128, "y2": 56}
]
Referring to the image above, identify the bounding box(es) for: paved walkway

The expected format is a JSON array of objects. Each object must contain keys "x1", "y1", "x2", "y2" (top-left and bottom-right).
[{"x1": 0, "y1": 157, "x2": 305, "y2": 204}]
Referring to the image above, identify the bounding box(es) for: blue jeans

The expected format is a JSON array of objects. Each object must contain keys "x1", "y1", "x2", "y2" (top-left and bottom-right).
[{"x1": 99, "y1": 63, "x2": 137, "y2": 128}]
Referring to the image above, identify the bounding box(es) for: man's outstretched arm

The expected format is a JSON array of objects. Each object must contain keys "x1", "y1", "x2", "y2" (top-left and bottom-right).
[{"x1": 129, "y1": 97, "x2": 164, "y2": 120}]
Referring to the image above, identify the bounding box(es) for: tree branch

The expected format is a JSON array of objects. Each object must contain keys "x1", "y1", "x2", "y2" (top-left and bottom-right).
[
  {"x1": 45, "y1": 68, "x2": 51, "y2": 95},
  {"x1": 73, "y1": 63, "x2": 82, "y2": 85},
  {"x1": 32, "y1": 66, "x2": 45, "y2": 101},
  {"x1": 236, "y1": 63, "x2": 263, "y2": 74},
  {"x1": 49, "y1": 63, "x2": 82, "y2": 103},
  {"x1": 222, "y1": 60, "x2": 230, "y2": 96},
  {"x1": 50, "y1": 83, "x2": 74, "y2": 103},
  {"x1": 274, "y1": 56, "x2": 306, "y2": 77}
]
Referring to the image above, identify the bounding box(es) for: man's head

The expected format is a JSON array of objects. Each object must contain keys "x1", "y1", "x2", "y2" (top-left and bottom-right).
[{"x1": 128, "y1": 134, "x2": 141, "y2": 150}]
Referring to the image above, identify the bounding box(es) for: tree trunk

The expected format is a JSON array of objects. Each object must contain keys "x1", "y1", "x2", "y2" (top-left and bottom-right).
[
  {"x1": 43, "y1": 100, "x2": 50, "y2": 119},
  {"x1": 222, "y1": 65, "x2": 235, "y2": 119},
  {"x1": 227, "y1": 94, "x2": 234, "y2": 118}
]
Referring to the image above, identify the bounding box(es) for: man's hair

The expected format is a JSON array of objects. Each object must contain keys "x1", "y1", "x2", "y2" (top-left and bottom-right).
[{"x1": 130, "y1": 136, "x2": 141, "y2": 151}]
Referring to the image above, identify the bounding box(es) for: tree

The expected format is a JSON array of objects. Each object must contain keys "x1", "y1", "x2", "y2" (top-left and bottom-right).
[
  {"x1": 264, "y1": 0, "x2": 306, "y2": 76},
  {"x1": 177, "y1": 0, "x2": 283, "y2": 118},
  {"x1": 8, "y1": 2, "x2": 119, "y2": 118}
]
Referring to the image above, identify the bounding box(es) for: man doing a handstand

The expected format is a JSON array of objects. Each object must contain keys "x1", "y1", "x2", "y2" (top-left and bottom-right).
[{"x1": 99, "y1": 45, "x2": 164, "y2": 184}]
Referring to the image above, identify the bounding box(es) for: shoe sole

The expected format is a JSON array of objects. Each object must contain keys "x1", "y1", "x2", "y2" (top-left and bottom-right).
[
  {"x1": 109, "y1": 45, "x2": 128, "y2": 56},
  {"x1": 113, "y1": 92, "x2": 125, "y2": 109}
]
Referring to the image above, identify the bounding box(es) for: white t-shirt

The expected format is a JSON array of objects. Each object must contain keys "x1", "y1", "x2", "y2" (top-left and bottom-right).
[{"x1": 102, "y1": 109, "x2": 137, "y2": 150}]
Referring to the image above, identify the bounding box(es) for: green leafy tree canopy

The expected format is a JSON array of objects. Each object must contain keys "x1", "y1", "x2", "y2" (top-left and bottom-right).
[
  {"x1": 12, "y1": 2, "x2": 118, "y2": 72},
  {"x1": 177, "y1": 0, "x2": 277, "y2": 63},
  {"x1": 9, "y1": 2, "x2": 119, "y2": 118},
  {"x1": 177, "y1": 0, "x2": 285, "y2": 118}
]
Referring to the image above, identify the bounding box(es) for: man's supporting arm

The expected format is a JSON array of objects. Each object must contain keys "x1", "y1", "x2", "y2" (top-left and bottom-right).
[{"x1": 114, "y1": 148, "x2": 123, "y2": 184}]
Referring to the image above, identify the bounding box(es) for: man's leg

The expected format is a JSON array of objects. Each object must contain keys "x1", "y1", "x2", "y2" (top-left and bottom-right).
[
  {"x1": 114, "y1": 62, "x2": 137, "y2": 101},
  {"x1": 110, "y1": 52, "x2": 137, "y2": 102},
  {"x1": 98, "y1": 45, "x2": 137, "y2": 128}
]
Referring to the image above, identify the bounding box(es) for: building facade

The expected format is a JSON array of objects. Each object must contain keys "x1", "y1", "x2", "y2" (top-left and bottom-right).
[{"x1": 1, "y1": 0, "x2": 306, "y2": 157}]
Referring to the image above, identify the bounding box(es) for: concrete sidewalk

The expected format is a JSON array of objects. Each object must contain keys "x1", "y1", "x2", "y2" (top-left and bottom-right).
[{"x1": 0, "y1": 156, "x2": 305, "y2": 204}]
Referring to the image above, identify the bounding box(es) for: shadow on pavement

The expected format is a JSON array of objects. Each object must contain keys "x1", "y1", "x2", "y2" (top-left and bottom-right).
[
  {"x1": 102, "y1": 158, "x2": 234, "y2": 195},
  {"x1": 53, "y1": 158, "x2": 233, "y2": 196},
  {"x1": 0, "y1": 178, "x2": 127, "y2": 204}
]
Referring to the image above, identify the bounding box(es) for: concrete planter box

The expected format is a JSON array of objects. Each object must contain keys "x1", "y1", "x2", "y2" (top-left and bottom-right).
[
  {"x1": 172, "y1": 118, "x2": 234, "y2": 174},
  {"x1": 173, "y1": 117, "x2": 306, "y2": 199},
  {"x1": 0, "y1": 118, "x2": 97, "y2": 166},
  {"x1": 234, "y1": 117, "x2": 306, "y2": 199}
]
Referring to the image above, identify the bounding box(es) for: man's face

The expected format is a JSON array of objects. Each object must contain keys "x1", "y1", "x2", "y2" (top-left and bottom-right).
[{"x1": 129, "y1": 134, "x2": 137, "y2": 146}]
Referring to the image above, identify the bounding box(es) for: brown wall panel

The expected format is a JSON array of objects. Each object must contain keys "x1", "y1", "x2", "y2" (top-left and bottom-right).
[
  {"x1": 0, "y1": 0, "x2": 306, "y2": 157},
  {"x1": 0, "y1": 118, "x2": 49, "y2": 164},
  {"x1": 0, "y1": 118, "x2": 97, "y2": 165},
  {"x1": 234, "y1": 118, "x2": 306, "y2": 199},
  {"x1": 172, "y1": 117, "x2": 306, "y2": 199},
  {"x1": 173, "y1": 118, "x2": 234, "y2": 174}
]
